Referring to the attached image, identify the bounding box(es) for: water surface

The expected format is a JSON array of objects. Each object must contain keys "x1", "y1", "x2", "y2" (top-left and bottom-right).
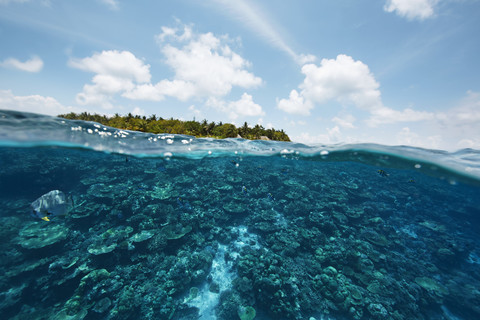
[{"x1": 1, "y1": 110, "x2": 479, "y2": 320}]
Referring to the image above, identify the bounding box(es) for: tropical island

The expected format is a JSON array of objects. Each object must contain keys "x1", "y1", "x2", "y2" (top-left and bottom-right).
[{"x1": 58, "y1": 112, "x2": 290, "y2": 141}]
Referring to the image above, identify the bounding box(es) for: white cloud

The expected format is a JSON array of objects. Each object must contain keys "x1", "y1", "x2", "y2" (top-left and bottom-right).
[
  {"x1": 300, "y1": 55, "x2": 383, "y2": 111},
  {"x1": 332, "y1": 114, "x2": 356, "y2": 128},
  {"x1": 435, "y1": 90, "x2": 480, "y2": 149},
  {"x1": 278, "y1": 54, "x2": 433, "y2": 127},
  {"x1": 367, "y1": 106, "x2": 434, "y2": 127},
  {"x1": 99, "y1": 0, "x2": 118, "y2": 10},
  {"x1": 384, "y1": 0, "x2": 438, "y2": 20},
  {"x1": 69, "y1": 27, "x2": 263, "y2": 115},
  {"x1": 210, "y1": 0, "x2": 315, "y2": 64},
  {"x1": 0, "y1": 89, "x2": 80, "y2": 116},
  {"x1": 277, "y1": 89, "x2": 312, "y2": 115},
  {"x1": 278, "y1": 54, "x2": 382, "y2": 114},
  {"x1": 131, "y1": 106, "x2": 145, "y2": 116},
  {"x1": 207, "y1": 93, "x2": 265, "y2": 120},
  {"x1": 121, "y1": 83, "x2": 164, "y2": 101},
  {"x1": 69, "y1": 50, "x2": 152, "y2": 108},
  {"x1": 69, "y1": 50, "x2": 150, "y2": 83},
  {"x1": 228, "y1": 93, "x2": 265, "y2": 118},
  {"x1": 1, "y1": 56, "x2": 43, "y2": 72},
  {"x1": 396, "y1": 127, "x2": 442, "y2": 149},
  {"x1": 294, "y1": 126, "x2": 344, "y2": 145},
  {"x1": 0, "y1": 0, "x2": 32, "y2": 4},
  {"x1": 156, "y1": 26, "x2": 262, "y2": 99},
  {"x1": 450, "y1": 90, "x2": 480, "y2": 124}
]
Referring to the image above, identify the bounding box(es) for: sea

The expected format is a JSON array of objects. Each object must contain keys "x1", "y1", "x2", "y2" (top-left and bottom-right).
[{"x1": 1, "y1": 109, "x2": 479, "y2": 320}]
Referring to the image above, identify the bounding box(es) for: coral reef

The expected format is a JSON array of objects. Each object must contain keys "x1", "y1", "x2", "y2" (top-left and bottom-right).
[{"x1": 0, "y1": 147, "x2": 479, "y2": 320}]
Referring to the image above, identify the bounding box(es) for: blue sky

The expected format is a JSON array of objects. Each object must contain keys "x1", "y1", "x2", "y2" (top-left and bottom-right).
[{"x1": 1, "y1": 0, "x2": 479, "y2": 150}]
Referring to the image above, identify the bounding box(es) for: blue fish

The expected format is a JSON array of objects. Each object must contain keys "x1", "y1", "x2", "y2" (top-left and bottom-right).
[{"x1": 377, "y1": 169, "x2": 389, "y2": 177}]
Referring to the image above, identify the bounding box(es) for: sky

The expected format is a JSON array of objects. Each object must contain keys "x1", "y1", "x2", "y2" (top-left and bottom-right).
[{"x1": 0, "y1": 0, "x2": 479, "y2": 151}]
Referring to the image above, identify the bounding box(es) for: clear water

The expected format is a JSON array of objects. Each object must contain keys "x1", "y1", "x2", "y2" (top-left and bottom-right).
[{"x1": 1, "y1": 110, "x2": 480, "y2": 320}]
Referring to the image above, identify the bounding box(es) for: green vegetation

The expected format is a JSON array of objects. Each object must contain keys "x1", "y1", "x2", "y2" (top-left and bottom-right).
[{"x1": 58, "y1": 112, "x2": 290, "y2": 141}]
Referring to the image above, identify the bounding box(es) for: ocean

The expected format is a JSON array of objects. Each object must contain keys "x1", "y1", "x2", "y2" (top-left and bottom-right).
[{"x1": 0, "y1": 109, "x2": 479, "y2": 320}]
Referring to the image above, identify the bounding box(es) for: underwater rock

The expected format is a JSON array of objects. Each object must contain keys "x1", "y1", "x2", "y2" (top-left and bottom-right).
[
  {"x1": 129, "y1": 230, "x2": 155, "y2": 243},
  {"x1": 414, "y1": 276, "x2": 449, "y2": 297},
  {"x1": 92, "y1": 297, "x2": 111, "y2": 313},
  {"x1": 49, "y1": 256, "x2": 79, "y2": 271},
  {"x1": 367, "y1": 303, "x2": 388, "y2": 319},
  {"x1": 87, "y1": 183, "x2": 116, "y2": 199},
  {"x1": 87, "y1": 225, "x2": 135, "y2": 255},
  {"x1": 51, "y1": 309, "x2": 88, "y2": 320},
  {"x1": 223, "y1": 201, "x2": 246, "y2": 214},
  {"x1": 148, "y1": 183, "x2": 178, "y2": 200},
  {"x1": 213, "y1": 181, "x2": 234, "y2": 191},
  {"x1": 344, "y1": 207, "x2": 364, "y2": 220},
  {"x1": 62, "y1": 269, "x2": 110, "y2": 318},
  {"x1": 161, "y1": 223, "x2": 192, "y2": 240},
  {"x1": 16, "y1": 222, "x2": 68, "y2": 249},
  {"x1": 362, "y1": 229, "x2": 389, "y2": 247},
  {"x1": 419, "y1": 220, "x2": 446, "y2": 233},
  {"x1": 347, "y1": 286, "x2": 364, "y2": 306},
  {"x1": 238, "y1": 305, "x2": 256, "y2": 320},
  {"x1": 87, "y1": 242, "x2": 116, "y2": 255},
  {"x1": 0, "y1": 283, "x2": 26, "y2": 309}
]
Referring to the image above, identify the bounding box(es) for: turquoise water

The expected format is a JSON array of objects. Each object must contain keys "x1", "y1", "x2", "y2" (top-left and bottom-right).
[{"x1": 1, "y1": 110, "x2": 480, "y2": 320}]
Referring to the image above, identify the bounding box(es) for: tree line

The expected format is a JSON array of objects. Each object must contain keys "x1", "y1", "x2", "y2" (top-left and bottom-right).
[{"x1": 58, "y1": 112, "x2": 291, "y2": 141}]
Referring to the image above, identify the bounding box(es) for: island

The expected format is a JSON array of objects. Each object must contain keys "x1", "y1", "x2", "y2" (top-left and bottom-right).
[{"x1": 58, "y1": 112, "x2": 290, "y2": 141}]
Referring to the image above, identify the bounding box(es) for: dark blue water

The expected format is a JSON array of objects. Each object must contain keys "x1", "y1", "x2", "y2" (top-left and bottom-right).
[{"x1": 1, "y1": 110, "x2": 480, "y2": 320}]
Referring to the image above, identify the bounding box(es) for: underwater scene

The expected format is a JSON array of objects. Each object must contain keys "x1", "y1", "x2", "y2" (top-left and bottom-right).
[{"x1": 1, "y1": 110, "x2": 480, "y2": 320}]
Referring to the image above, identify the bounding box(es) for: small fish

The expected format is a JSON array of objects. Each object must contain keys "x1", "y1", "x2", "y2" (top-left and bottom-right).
[
  {"x1": 267, "y1": 193, "x2": 275, "y2": 201},
  {"x1": 177, "y1": 197, "x2": 192, "y2": 210},
  {"x1": 177, "y1": 197, "x2": 183, "y2": 207},
  {"x1": 242, "y1": 186, "x2": 248, "y2": 195},
  {"x1": 377, "y1": 169, "x2": 389, "y2": 177},
  {"x1": 30, "y1": 190, "x2": 74, "y2": 221},
  {"x1": 408, "y1": 178, "x2": 415, "y2": 183}
]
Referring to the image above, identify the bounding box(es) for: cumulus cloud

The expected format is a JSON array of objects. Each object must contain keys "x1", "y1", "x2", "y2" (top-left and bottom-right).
[
  {"x1": 155, "y1": 25, "x2": 262, "y2": 99},
  {"x1": 277, "y1": 89, "x2": 312, "y2": 115},
  {"x1": 69, "y1": 50, "x2": 152, "y2": 108},
  {"x1": 69, "y1": 25, "x2": 263, "y2": 117},
  {"x1": 69, "y1": 50, "x2": 150, "y2": 83},
  {"x1": 0, "y1": 89, "x2": 80, "y2": 116},
  {"x1": 384, "y1": 0, "x2": 438, "y2": 20},
  {"x1": 278, "y1": 54, "x2": 433, "y2": 126},
  {"x1": 301, "y1": 55, "x2": 382, "y2": 111},
  {"x1": 277, "y1": 55, "x2": 382, "y2": 115},
  {"x1": 207, "y1": 93, "x2": 265, "y2": 120},
  {"x1": 1, "y1": 56, "x2": 43, "y2": 72}
]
